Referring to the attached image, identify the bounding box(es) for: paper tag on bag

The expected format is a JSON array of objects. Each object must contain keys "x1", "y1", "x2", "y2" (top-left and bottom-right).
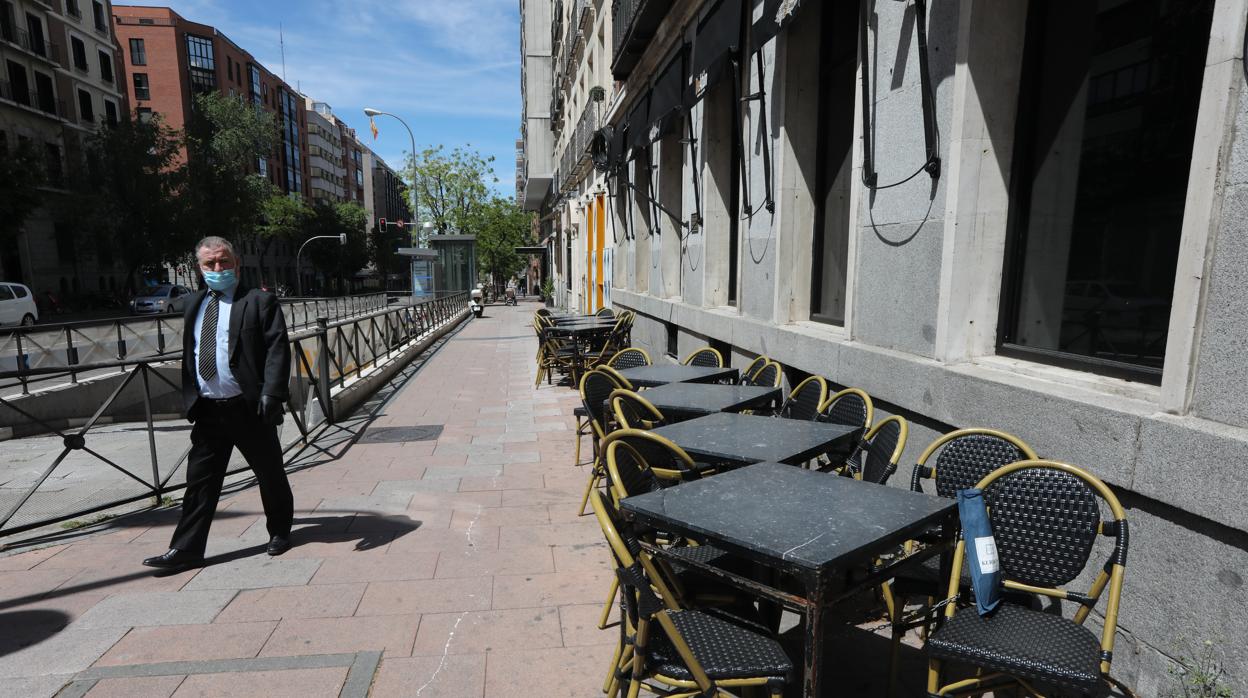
[{"x1": 974, "y1": 536, "x2": 999, "y2": 574}]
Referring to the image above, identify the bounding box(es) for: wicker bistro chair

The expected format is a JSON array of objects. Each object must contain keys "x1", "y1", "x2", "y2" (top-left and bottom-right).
[
  {"x1": 682, "y1": 347, "x2": 724, "y2": 368},
  {"x1": 577, "y1": 369, "x2": 625, "y2": 516},
  {"x1": 596, "y1": 364, "x2": 635, "y2": 393},
  {"x1": 745, "y1": 360, "x2": 782, "y2": 388},
  {"x1": 610, "y1": 389, "x2": 667, "y2": 431},
  {"x1": 816, "y1": 387, "x2": 875, "y2": 469},
  {"x1": 736, "y1": 355, "x2": 768, "y2": 385},
  {"x1": 926, "y1": 460, "x2": 1130, "y2": 698},
  {"x1": 590, "y1": 490, "x2": 792, "y2": 698},
  {"x1": 597, "y1": 307, "x2": 617, "y2": 318},
  {"x1": 842, "y1": 415, "x2": 908, "y2": 485},
  {"x1": 778, "y1": 375, "x2": 828, "y2": 421},
  {"x1": 608, "y1": 347, "x2": 651, "y2": 370}
]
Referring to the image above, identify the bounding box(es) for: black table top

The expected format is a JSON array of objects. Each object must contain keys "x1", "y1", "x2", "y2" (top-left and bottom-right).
[
  {"x1": 649, "y1": 411, "x2": 858, "y2": 465},
  {"x1": 615, "y1": 364, "x2": 738, "y2": 388},
  {"x1": 553, "y1": 315, "x2": 615, "y2": 325},
  {"x1": 630, "y1": 382, "x2": 781, "y2": 417},
  {"x1": 621, "y1": 462, "x2": 956, "y2": 574},
  {"x1": 545, "y1": 321, "x2": 615, "y2": 336}
]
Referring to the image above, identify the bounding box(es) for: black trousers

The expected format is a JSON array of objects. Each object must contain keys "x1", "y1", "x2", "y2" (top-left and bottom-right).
[{"x1": 170, "y1": 397, "x2": 293, "y2": 556}]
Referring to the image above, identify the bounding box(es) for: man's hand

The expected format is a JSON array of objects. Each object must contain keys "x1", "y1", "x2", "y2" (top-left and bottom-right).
[{"x1": 258, "y1": 395, "x2": 284, "y2": 426}]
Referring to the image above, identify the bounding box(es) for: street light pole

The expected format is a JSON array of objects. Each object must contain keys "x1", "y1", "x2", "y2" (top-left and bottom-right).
[
  {"x1": 296, "y1": 234, "x2": 347, "y2": 297},
  {"x1": 363, "y1": 108, "x2": 418, "y2": 243}
]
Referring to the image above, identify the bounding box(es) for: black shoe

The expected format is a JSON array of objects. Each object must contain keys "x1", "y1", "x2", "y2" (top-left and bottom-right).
[
  {"x1": 142, "y1": 549, "x2": 203, "y2": 570},
  {"x1": 266, "y1": 535, "x2": 291, "y2": 556}
]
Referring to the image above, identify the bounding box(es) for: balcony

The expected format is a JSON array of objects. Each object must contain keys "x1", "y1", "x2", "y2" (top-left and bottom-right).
[
  {"x1": 611, "y1": 0, "x2": 670, "y2": 80},
  {"x1": 1, "y1": 27, "x2": 63, "y2": 66},
  {"x1": 558, "y1": 101, "x2": 597, "y2": 193},
  {"x1": 551, "y1": 0, "x2": 563, "y2": 53},
  {"x1": 0, "y1": 80, "x2": 73, "y2": 122}
]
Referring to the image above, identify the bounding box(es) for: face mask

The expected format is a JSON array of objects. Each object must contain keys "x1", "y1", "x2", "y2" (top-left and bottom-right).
[{"x1": 202, "y1": 269, "x2": 238, "y2": 292}]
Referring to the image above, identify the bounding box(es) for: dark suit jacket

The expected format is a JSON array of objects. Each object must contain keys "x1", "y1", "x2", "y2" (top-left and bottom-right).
[{"x1": 182, "y1": 284, "x2": 291, "y2": 420}]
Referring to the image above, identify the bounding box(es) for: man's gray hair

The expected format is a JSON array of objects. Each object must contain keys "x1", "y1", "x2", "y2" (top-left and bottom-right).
[{"x1": 195, "y1": 236, "x2": 237, "y2": 260}]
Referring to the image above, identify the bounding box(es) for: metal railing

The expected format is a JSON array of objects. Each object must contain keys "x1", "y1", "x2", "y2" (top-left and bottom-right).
[
  {"x1": 0, "y1": 292, "x2": 468, "y2": 537},
  {"x1": 1, "y1": 27, "x2": 62, "y2": 65},
  {"x1": 611, "y1": 0, "x2": 669, "y2": 79},
  {"x1": 559, "y1": 102, "x2": 598, "y2": 192},
  {"x1": 0, "y1": 293, "x2": 390, "y2": 397}
]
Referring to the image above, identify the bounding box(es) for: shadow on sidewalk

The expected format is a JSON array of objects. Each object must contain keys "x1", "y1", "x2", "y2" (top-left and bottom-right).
[
  {"x1": 0, "y1": 512, "x2": 422, "y2": 613},
  {"x1": 0, "y1": 610, "x2": 72, "y2": 657}
]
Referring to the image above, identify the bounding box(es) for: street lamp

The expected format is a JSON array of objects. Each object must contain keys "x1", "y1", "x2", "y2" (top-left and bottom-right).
[
  {"x1": 296, "y1": 233, "x2": 347, "y2": 297},
  {"x1": 363, "y1": 107, "x2": 418, "y2": 235}
]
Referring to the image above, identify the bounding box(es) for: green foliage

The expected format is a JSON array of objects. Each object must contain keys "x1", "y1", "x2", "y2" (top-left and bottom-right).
[
  {"x1": 304, "y1": 201, "x2": 370, "y2": 293},
  {"x1": 66, "y1": 114, "x2": 186, "y2": 291},
  {"x1": 182, "y1": 92, "x2": 280, "y2": 242},
  {"x1": 540, "y1": 277, "x2": 555, "y2": 300},
  {"x1": 472, "y1": 197, "x2": 533, "y2": 291},
  {"x1": 409, "y1": 145, "x2": 497, "y2": 237},
  {"x1": 0, "y1": 138, "x2": 47, "y2": 240},
  {"x1": 1166, "y1": 639, "x2": 1235, "y2": 698}
]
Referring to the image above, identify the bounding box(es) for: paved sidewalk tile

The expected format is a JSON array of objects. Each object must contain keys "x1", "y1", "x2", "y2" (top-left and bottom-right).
[
  {"x1": 370, "y1": 653, "x2": 486, "y2": 698},
  {"x1": 310, "y1": 551, "x2": 439, "y2": 584},
  {"x1": 171, "y1": 666, "x2": 347, "y2": 698},
  {"x1": 412, "y1": 607, "x2": 563, "y2": 655},
  {"x1": 85, "y1": 675, "x2": 185, "y2": 697},
  {"x1": 355, "y1": 576, "x2": 492, "y2": 616},
  {"x1": 182, "y1": 557, "x2": 321, "y2": 591},
  {"x1": 73, "y1": 590, "x2": 238, "y2": 628},
  {"x1": 214, "y1": 583, "x2": 366, "y2": 622},
  {"x1": 260, "y1": 614, "x2": 419, "y2": 657},
  {"x1": 0, "y1": 625, "x2": 129, "y2": 678},
  {"x1": 484, "y1": 645, "x2": 617, "y2": 697},
  {"x1": 93, "y1": 621, "x2": 276, "y2": 666}
]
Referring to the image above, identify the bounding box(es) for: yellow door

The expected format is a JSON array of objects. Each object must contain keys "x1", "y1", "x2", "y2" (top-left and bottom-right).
[
  {"x1": 595, "y1": 195, "x2": 605, "y2": 309},
  {"x1": 586, "y1": 200, "x2": 596, "y2": 312}
]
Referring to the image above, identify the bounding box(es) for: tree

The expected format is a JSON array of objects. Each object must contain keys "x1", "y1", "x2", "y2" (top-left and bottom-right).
[
  {"x1": 182, "y1": 91, "x2": 280, "y2": 246},
  {"x1": 408, "y1": 145, "x2": 496, "y2": 239},
  {"x1": 65, "y1": 114, "x2": 185, "y2": 292},
  {"x1": 0, "y1": 138, "x2": 46, "y2": 245},
  {"x1": 472, "y1": 197, "x2": 533, "y2": 294},
  {"x1": 304, "y1": 201, "x2": 369, "y2": 295},
  {"x1": 257, "y1": 190, "x2": 311, "y2": 285}
]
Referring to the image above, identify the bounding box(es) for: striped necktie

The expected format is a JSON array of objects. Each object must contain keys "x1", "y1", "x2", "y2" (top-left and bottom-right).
[{"x1": 198, "y1": 290, "x2": 222, "y2": 383}]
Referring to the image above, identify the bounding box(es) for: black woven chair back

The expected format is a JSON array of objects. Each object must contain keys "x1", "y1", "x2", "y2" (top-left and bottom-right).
[
  {"x1": 607, "y1": 440, "x2": 662, "y2": 498},
  {"x1": 985, "y1": 466, "x2": 1103, "y2": 588},
  {"x1": 858, "y1": 419, "x2": 903, "y2": 485},
  {"x1": 820, "y1": 393, "x2": 869, "y2": 429},
  {"x1": 781, "y1": 377, "x2": 826, "y2": 421},
  {"x1": 580, "y1": 370, "x2": 619, "y2": 437},
  {"x1": 615, "y1": 430, "x2": 692, "y2": 480},
  {"x1": 597, "y1": 307, "x2": 616, "y2": 318},
  {"x1": 612, "y1": 390, "x2": 666, "y2": 430},
  {"x1": 746, "y1": 362, "x2": 781, "y2": 388},
  {"x1": 684, "y1": 347, "x2": 723, "y2": 367},
  {"x1": 609, "y1": 348, "x2": 650, "y2": 370},
  {"x1": 933, "y1": 434, "x2": 1032, "y2": 499}
]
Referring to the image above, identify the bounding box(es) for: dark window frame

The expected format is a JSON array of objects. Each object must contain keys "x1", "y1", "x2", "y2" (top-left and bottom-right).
[
  {"x1": 70, "y1": 35, "x2": 87, "y2": 71},
  {"x1": 132, "y1": 72, "x2": 149, "y2": 100},
  {"x1": 77, "y1": 88, "x2": 93, "y2": 123},
  {"x1": 129, "y1": 37, "x2": 146, "y2": 65},
  {"x1": 97, "y1": 49, "x2": 112, "y2": 82}
]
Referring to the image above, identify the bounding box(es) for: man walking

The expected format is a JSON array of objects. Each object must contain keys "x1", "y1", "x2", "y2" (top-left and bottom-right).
[{"x1": 143, "y1": 236, "x2": 294, "y2": 570}]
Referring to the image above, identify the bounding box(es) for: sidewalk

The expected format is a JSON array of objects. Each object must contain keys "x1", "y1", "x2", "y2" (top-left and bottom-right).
[{"x1": 0, "y1": 302, "x2": 612, "y2": 697}]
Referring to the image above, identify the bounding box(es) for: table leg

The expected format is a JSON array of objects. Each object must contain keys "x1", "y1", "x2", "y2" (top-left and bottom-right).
[{"x1": 803, "y1": 574, "x2": 828, "y2": 697}]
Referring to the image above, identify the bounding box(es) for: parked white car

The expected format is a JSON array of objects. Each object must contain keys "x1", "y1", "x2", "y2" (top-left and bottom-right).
[{"x1": 0, "y1": 282, "x2": 38, "y2": 327}]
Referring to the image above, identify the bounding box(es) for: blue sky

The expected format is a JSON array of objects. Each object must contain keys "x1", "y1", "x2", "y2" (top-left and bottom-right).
[{"x1": 119, "y1": 0, "x2": 521, "y2": 196}]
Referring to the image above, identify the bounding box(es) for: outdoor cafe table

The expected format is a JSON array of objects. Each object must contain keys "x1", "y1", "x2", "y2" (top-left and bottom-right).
[
  {"x1": 649, "y1": 411, "x2": 858, "y2": 465},
  {"x1": 620, "y1": 461, "x2": 959, "y2": 697},
  {"x1": 615, "y1": 364, "x2": 738, "y2": 388},
  {"x1": 617, "y1": 382, "x2": 781, "y2": 420},
  {"x1": 543, "y1": 320, "x2": 616, "y2": 338}
]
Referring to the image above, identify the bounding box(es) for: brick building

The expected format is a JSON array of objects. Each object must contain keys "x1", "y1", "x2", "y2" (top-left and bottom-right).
[
  {"x1": 112, "y1": 4, "x2": 309, "y2": 290},
  {"x1": 0, "y1": 0, "x2": 128, "y2": 300}
]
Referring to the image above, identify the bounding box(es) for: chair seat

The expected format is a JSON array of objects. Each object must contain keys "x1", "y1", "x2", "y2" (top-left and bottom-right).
[
  {"x1": 927, "y1": 603, "x2": 1105, "y2": 695},
  {"x1": 648, "y1": 609, "x2": 792, "y2": 682},
  {"x1": 573, "y1": 405, "x2": 588, "y2": 418}
]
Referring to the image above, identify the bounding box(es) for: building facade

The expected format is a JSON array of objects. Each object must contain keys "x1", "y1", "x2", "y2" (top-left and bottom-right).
[
  {"x1": 304, "y1": 97, "x2": 345, "y2": 206},
  {"x1": 527, "y1": 0, "x2": 1248, "y2": 692},
  {"x1": 0, "y1": 0, "x2": 128, "y2": 297},
  {"x1": 517, "y1": 0, "x2": 555, "y2": 292},
  {"x1": 112, "y1": 4, "x2": 309, "y2": 290}
]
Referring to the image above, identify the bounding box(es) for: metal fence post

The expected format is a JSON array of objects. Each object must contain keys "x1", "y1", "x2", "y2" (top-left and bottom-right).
[
  {"x1": 316, "y1": 316, "x2": 335, "y2": 425},
  {"x1": 65, "y1": 326, "x2": 78, "y2": 384},
  {"x1": 140, "y1": 364, "x2": 162, "y2": 504},
  {"x1": 15, "y1": 331, "x2": 28, "y2": 396}
]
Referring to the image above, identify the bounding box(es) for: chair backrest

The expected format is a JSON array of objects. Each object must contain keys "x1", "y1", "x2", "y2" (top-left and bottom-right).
[
  {"x1": 603, "y1": 434, "x2": 663, "y2": 501},
  {"x1": 589, "y1": 488, "x2": 682, "y2": 612},
  {"x1": 780, "y1": 375, "x2": 827, "y2": 421},
  {"x1": 597, "y1": 307, "x2": 616, "y2": 318},
  {"x1": 610, "y1": 389, "x2": 666, "y2": 430},
  {"x1": 818, "y1": 387, "x2": 874, "y2": 430},
  {"x1": 745, "y1": 360, "x2": 782, "y2": 388},
  {"x1": 738, "y1": 355, "x2": 767, "y2": 384},
  {"x1": 948, "y1": 460, "x2": 1128, "y2": 675},
  {"x1": 607, "y1": 428, "x2": 695, "y2": 485},
  {"x1": 848, "y1": 415, "x2": 908, "y2": 485},
  {"x1": 579, "y1": 369, "x2": 622, "y2": 439},
  {"x1": 535, "y1": 308, "x2": 553, "y2": 318},
  {"x1": 608, "y1": 347, "x2": 651, "y2": 370},
  {"x1": 910, "y1": 428, "x2": 1039, "y2": 498},
  {"x1": 596, "y1": 364, "x2": 634, "y2": 391},
  {"x1": 682, "y1": 347, "x2": 724, "y2": 368}
]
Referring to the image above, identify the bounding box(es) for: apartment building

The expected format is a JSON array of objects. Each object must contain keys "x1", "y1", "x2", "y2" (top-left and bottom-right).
[
  {"x1": 112, "y1": 4, "x2": 310, "y2": 289},
  {"x1": 0, "y1": 0, "x2": 127, "y2": 296},
  {"x1": 525, "y1": 0, "x2": 1248, "y2": 691},
  {"x1": 304, "y1": 97, "x2": 345, "y2": 206}
]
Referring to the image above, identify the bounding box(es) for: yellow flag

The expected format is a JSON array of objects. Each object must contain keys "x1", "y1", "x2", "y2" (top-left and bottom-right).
[{"x1": 369, "y1": 117, "x2": 379, "y2": 140}]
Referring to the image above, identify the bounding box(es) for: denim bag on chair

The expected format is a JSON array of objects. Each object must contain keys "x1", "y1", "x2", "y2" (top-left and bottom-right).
[{"x1": 957, "y1": 487, "x2": 1002, "y2": 616}]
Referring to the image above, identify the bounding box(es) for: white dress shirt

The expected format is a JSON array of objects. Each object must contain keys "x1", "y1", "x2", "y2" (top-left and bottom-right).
[{"x1": 193, "y1": 285, "x2": 243, "y2": 398}]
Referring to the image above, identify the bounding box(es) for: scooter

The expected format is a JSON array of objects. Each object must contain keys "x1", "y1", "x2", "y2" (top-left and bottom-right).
[{"x1": 469, "y1": 286, "x2": 484, "y2": 317}]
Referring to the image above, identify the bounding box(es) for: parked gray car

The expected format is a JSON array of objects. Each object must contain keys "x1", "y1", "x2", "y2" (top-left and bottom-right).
[{"x1": 129, "y1": 285, "x2": 193, "y2": 315}]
